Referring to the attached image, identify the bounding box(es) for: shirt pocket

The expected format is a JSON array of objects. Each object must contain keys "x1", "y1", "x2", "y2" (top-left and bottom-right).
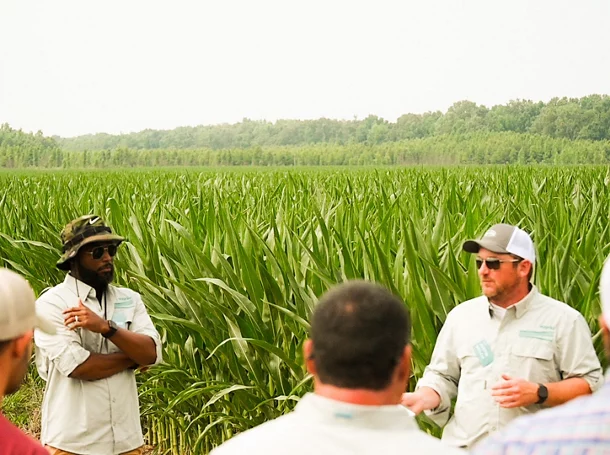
[
  {"x1": 106, "y1": 303, "x2": 136, "y2": 354},
  {"x1": 457, "y1": 346, "x2": 487, "y2": 402},
  {"x1": 510, "y1": 342, "x2": 557, "y2": 383},
  {"x1": 112, "y1": 303, "x2": 136, "y2": 330}
]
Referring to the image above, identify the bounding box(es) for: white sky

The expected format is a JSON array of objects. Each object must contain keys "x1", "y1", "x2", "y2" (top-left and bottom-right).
[{"x1": 1, "y1": 0, "x2": 609, "y2": 138}]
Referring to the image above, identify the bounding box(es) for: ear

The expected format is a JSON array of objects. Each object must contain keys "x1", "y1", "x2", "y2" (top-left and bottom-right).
[
  {"x1": 303, "y1": 339, "x2": 316, "y2": 375},
  {"x1": 396, "y1": 345, "x2": 412, "y2": 382},
  {"x1": 519, "y1": 259, "x2": 532, "y2": 279},
  {"x1": 11, "y1": 331, "x2": 33, "y2": 359}
]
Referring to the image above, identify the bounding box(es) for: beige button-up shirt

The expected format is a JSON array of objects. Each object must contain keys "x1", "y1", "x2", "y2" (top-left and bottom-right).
[
  {"x1": 34, "y1": 275, "x2": 163, "y2": 455},
  {"x1": 211, "y1": 393, "x2": 466, "y2": 455},
  {"x1": 416, "y1": 286, "x2": 602, "y2": 449}
]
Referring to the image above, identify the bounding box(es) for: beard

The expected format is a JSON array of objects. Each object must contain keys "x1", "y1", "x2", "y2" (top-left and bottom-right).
[{"x1": 75, "y1": 261, "x2": 114, "y2": 291}]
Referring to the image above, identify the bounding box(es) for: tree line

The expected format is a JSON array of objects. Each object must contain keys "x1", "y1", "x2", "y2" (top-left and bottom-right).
[
  {"x1": 1, "y1": 94, "x2": 610, "y2": 168},
  {"x1": 55, "y1": 95, "x2": 610, "y2": 151},
  {"x1": 1, "y1": 128, "x2": 609, "y2": 168}
]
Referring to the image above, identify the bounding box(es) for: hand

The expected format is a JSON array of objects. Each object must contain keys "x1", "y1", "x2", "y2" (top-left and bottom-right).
[
  {"x1": 490, "y1": 374, "x2": 539, "y2": 408},
  {"x1": 63, "y1": 300, "x2": 109, "y2": 334},
  {"x1": 401, "y1": 387, "x2": 441, "y2": 415}
]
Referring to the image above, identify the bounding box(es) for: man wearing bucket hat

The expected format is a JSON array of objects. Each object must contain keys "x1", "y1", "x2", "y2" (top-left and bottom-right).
[
  {"x1": 34, "y1": 215, "x2": 163, "y2": 455},
  {"x1": 472, "y1": 255, "x2": 610, "y2": 454},
  {"x1": 0, "y1": 268, "x2": 54, "y2": 455},
  {"x1": 401, "y1": 223, "x2": 602, "y2": 449}
]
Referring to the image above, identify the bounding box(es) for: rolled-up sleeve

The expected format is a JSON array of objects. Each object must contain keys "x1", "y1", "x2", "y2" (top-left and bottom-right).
[
  {"x1": 416, "y1": 312, "x2": 460, "y2": 427},
  {"x1": 557, "y1": 312, "x2": 603, "y2": 392},
  {"x1": 34, "y1": 294, "x2": 91, "y2": 379},
  {"x1": 130, "y1": 292, "x2": 163, "y2": 366}
]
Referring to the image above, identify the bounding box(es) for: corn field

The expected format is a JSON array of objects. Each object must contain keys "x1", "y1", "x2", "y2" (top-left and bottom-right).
[{"x1": 1, "y1": 166, "x2": 609, "y2": 453}]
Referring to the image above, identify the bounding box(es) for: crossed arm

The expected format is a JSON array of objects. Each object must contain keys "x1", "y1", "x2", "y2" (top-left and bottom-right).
[{"x1": 63, "y1": 299, "x2": 158, "y2": 381}]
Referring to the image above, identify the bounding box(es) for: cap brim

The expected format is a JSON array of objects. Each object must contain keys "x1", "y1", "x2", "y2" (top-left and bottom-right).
[
  {"x1": 56, "y1": 234, "x2": 125, "y2": 270},
  {"x1": 36, "y1": 313, "x2": 56, "y2": 335},
  {"x1": 463, "y1": 239, "x2": 510, "y2": 255}
]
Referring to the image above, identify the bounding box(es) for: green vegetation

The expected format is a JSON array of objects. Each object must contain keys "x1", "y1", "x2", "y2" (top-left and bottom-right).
[
  {"x1": 2, "y1": 95, "x2": 610, "y2": 168},
  {"x1": 57, "y1": 95, "x2": 610, "y2": 150},
  {"x1": 1, "y1": 166, "x2": 609, "y2": 453}
]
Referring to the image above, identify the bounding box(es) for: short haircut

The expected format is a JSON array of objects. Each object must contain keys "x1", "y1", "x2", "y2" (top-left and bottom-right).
[{"x1": 310, "y1": 281, "x2": 411, "y2": 390}]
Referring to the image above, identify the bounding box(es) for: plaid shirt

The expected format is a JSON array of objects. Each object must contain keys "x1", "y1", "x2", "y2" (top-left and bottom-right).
[{"x1": 472, "y1": 382, "x2": 610, "y2": 455}]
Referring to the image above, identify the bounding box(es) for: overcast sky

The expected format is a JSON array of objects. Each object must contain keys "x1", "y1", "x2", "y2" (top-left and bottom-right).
[{"x1": 1, "y1": 0, "x2": 609, "y2": 137}]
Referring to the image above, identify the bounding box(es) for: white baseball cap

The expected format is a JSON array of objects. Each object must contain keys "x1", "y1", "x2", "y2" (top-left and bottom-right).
[
  {"x1": 463, "y1": 223, "x2": 536, "y2": 264},
  {"x1": 0, "y1": 268, "x2": 55, "y2": 341}
]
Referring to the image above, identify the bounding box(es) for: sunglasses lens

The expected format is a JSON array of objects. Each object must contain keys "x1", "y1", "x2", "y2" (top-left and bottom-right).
[
  {"x1": 487, "y1": 259, "x2": 501, "y2": 270},
  {"x1": 108, "y1": 244, "x2": 118, "y2": 257},
  {"x1": 476, "y1": 259, "x2": 501, "y2": 270},
  {"x1": 92, "y1": 247, "x2": 104, "y2": 260}
]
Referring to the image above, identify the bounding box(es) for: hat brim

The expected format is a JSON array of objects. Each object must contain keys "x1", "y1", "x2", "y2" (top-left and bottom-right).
[
  {"x1": 463, "y1": 239, "x2": 511, "y2": 255},
  {"x1": 56, "y1": 234, "x2": 125, "y2": 270}
]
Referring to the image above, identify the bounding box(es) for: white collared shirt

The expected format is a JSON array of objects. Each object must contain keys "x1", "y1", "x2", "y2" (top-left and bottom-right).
[
  {"x1": 416, "y1": 286, "x2": 602, "y2": 449},
  {"x1": 210, "y1": 393, "x2": 465, "y2": 455},
  {"x1": 34, "y1": 274, "x2": 163, "y2": 455}
]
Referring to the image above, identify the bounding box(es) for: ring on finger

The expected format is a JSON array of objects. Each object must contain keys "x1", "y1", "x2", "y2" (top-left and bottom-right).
[{"x1": 75, "y1": 315, "x2": 79, "y2": 323}]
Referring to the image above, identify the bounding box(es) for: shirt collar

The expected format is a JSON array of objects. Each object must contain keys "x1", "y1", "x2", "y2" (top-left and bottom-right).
[
  {"x1": 64, "y1": 274, "x2": 94, "y2": 300},
  {"x1": 487, "y1": 285, "x2": 538, "y2": 319},
  {"x1": 63, "y1": 274, "x2": 115, "y2": 301},
  {"x1": 294, "y1": 393, "x2": 419, "y2": 431}
]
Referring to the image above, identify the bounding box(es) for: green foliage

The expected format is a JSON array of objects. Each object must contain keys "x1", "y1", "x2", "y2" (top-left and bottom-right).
[
  {"x1": 2, "y1": 132, "x2": 610, "y2": 168},
  {"x1": 1, "y1": 167, "x2": 609, "y2": 453},
  {"x1": 52, "y1": 94, "x2": 610, "y2": 152}
]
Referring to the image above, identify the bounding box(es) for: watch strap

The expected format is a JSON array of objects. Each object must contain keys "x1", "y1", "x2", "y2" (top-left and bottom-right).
[{"x1": 102, "y1": 320, "x2": 118, "y2": 339}]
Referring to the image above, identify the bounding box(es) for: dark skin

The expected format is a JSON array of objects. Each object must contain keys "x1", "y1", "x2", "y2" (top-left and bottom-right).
[{"x1": 63, "y1": 241, "x2": 157, "y2": 381}]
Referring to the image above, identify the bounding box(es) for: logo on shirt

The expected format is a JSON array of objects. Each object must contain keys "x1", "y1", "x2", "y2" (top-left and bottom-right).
[{"x1": 473, "y1": 340, "x2": 494, "y2": 367}]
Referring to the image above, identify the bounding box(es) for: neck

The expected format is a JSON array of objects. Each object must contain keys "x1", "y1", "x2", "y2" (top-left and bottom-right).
[
  {"x1": 314, "y1": 381, "x2": 400, "y2": 406},
  {"x1": 490, "y1": 282, "x2": 532, "y2": 308},
  {"x1": 0, "y1": 360, "x2": 7, "y2": 408},
  {"x1": 70, "y1": 271, "x2": 107, "y2": 298}
]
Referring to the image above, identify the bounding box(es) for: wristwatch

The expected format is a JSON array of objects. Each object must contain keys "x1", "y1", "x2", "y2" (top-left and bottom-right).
[
  {"x1": 102, "y1": 320, "x2": 119, "y2": 339},
  {"x1": 536, "y1": 383, "x2": 548, "y2": 404}
]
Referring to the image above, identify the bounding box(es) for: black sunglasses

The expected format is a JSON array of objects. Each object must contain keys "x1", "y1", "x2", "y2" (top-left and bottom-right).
[
  {"x1": 476, "y1": 258, "x2": 522, "y2": 270},
  {"x1": 86, "y1": 244, "x2": 118, "y2": 260}
]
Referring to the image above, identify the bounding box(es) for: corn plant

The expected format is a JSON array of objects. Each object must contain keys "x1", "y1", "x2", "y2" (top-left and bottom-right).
[{"x1": 1, "y1": 166, "x2": 609, "y2": 453}]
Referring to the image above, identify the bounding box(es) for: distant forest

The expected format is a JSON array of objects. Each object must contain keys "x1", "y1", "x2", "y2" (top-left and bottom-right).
[{"x1": 2, "y1": 95, "x2": 610, "y2": 167}]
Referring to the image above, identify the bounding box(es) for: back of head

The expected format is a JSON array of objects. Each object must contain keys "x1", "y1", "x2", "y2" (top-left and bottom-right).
[
  {"x1": 310, "y1": 281, "x2": 411, "y2": 390},
  {"x1": 0, "y1": 268, "x2": 55, "y2": 353},
  {"x1": 0, "y1": 269, "x2": 37, "y2": 345}
]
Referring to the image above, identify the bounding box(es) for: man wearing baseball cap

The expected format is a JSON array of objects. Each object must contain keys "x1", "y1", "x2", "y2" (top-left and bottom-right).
[
  {"x1": 472, "y1": 255, "x2": 610, "y2": 454},
  {"x1": 34, "y1": 215, "x2": 163, "y2": 455},
  {"x1": 402, "y1": 223, "x2": 602, "y2": 449},
  {"x1": 0, "y1": 268, "x2": 54, "y2": 455}
]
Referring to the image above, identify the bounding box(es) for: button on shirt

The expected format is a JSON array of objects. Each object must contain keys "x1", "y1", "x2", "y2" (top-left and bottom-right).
[
  {"x1": 210, "y1": 393, "x2": 466, "y2": 455},
  {"x1": 416, "y1": 286, "x2": 602, "y2": 449},
  {"x1": 34, "y1": 275, "x2": 163, "y2": 455}
]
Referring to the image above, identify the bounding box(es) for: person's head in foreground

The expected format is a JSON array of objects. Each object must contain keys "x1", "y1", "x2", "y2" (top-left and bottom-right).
[
  {"x1": 463, "y1": 223, "x2": 535, "y2": 306},
  {"x1": 56, "y1": 214, "x2": 124, "y2": 290},
  {"x1": 304, "y1": 280, "x2": 412, "y2": 405},
  {"x1": 0, "y1": 268, "x2": 55, "y2": 403}
]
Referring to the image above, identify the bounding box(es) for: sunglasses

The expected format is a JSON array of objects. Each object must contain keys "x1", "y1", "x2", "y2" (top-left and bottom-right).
[
  {"x1": 476, "y1": 258, "x2": 522, "y2": 270},
  {"x1": 85, "y1": 244, "x2": 118, "y2": 260}
]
